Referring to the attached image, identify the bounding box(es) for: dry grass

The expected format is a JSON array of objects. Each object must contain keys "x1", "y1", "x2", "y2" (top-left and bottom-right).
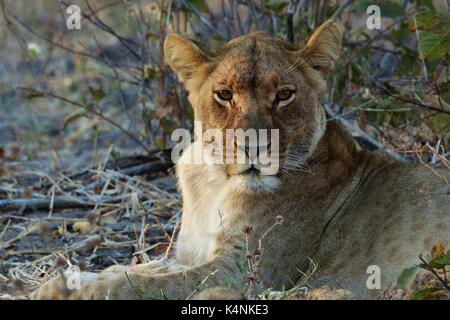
[{"x1": 0, "y1": 153, "x2": 179, "y2": 300}]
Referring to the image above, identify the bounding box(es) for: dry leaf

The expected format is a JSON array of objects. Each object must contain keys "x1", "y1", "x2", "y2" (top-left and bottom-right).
[
  {"x1": 431, "y1": 242, "x2": 445, "y2": 258},
  {"x1": 72, "y1": 221, "x2": 96, "y2": 235}
]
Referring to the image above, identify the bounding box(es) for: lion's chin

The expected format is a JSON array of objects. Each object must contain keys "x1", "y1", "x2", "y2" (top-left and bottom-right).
[{"x1": 228, "y1": 173, "x2": 280, "y2": 193}]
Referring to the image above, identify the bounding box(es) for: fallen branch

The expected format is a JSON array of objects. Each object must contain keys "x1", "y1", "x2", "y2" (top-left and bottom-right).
[
  {"x1": 0, "y1": 195, "x2": 120, "y2": 212},
  {"x1": 67, "y1": 234, "x2": 103, "y2": 254},
  {"x1": 41, "y1": 149, "x2": 173, "y2": 191}
]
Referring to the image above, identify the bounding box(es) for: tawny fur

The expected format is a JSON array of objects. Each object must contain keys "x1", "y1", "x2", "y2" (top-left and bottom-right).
[{"x1": 32, "y1": 21, "x2": 450, "y2": 300}]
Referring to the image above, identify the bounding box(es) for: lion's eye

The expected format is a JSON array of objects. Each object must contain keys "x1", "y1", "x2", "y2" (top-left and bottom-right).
[
  {"x1": 276, "y1": 90, "x2": 293, "y2": 101},
  {"x1": 215, "y1": 90, "x2": 233, "y2": 101},
  {"x1": 274, "y1": 89, "x2": 296, "y2": 108}
]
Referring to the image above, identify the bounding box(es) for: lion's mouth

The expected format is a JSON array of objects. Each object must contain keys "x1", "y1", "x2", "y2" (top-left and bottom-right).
[
  {"x1": 240, "y1": 166, "x2": 261, "y2": 176},
  {"x1": 235, "y1": 162, "x2": 281, "y2": 176},
  {"x1": 230, "y1": 164, "x2": 281, "y2": 192}
]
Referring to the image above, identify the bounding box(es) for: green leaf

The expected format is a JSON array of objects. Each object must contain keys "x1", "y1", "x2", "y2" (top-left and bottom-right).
[
  {"x1": 419, "y1": 26, "x2": 450, "y2": 60},
  {"x1": 430, "y1": 114, "x2": 450, "y2": 136},
  {"x1": 228, "y1": 254, "x2": 245, "y2": 274},
  {"x1": 353, "y1": 1, "x2": 404, "y2": 18},
  {"x1": 27, "y1": 43, "x2": 41, "y2": 59},
  {"x1": 419, "y1": 31, "x2": 441, "y2": 57},
  {"x1": 409, "y1": 11, "x2": 440, "y2": 31},
  {"x1": 111, "y1": 149, "x2": 121, "y2": 160},
  {"x1": 397, "y1": 266, "x2": 419, "y2": 290},
  {"x1": 88, "y1": 86, "x2": 106, "y2": 102},
  {"x1": 63, "y1": 108, "x2": 88, "y2": 130},
  {"x1": 428, "y1": 250, "x2": 450, "y2": 268}
]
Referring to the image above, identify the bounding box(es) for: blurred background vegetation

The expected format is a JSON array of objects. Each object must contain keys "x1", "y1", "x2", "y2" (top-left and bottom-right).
[{"x1": 0, "y1": 0, "x2": 449, "y2": 176}]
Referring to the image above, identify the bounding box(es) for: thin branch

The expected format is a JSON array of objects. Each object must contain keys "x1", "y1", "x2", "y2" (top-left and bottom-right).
[
  {"x1": 411, "y1": 15, "x2": 429, "y2": 81},
  {"x1": 82, "y1": 0, "x2": 141, "y2": 61},
  {"x1": 419, "y1": 255, "x2": 450, "y2": 291},
  {"x1": 4, "y1": 7, "x2": 137, "y2": 71},
  {"x1": 331, "y1": 0, "x2": 351, "y2": 21},
  {"x1": 377, "y1": 86, "x2": 450, "y2": 115},
  {"x1": 179, "y1": 0, "x2": 228, "y2": 39},
  {"x1": 18, "y1": 87, "x2": 152, "y2": 153},
  {"x1": 247, "y1": 0, "x2": 262, "y2": 31},
  {"x1": 337, "y1": 10, "x2": 419, "y2": 73},
  {"x1": 124, "y1": 271, "x2": 144, "y2": 299}
]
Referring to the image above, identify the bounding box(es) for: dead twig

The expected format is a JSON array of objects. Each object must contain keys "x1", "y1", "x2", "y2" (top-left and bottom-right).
[{"x1": 0, "y1": 195, "x2": 121, "y2": 212}]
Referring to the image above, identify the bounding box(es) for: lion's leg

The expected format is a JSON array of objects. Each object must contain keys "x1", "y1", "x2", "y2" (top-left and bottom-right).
[
  {"x1": 102, "y1": 258, "x2": 179, "y2": 275},
  {"x1": 108, "y1": 255, "x2": 243, "y2": 300},
  {"x1": 31, "y1": 251, "x2": 244, "y2": 300}
]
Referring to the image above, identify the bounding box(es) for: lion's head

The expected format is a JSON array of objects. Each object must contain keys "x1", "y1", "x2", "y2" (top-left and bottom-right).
[{"x1": 165, "y1": 20, "x2": 342, "y2": 191}]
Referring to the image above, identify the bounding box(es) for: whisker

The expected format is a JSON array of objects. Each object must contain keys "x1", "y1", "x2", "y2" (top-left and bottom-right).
[{"x1": 280, "y1": 56, "x2": 308, "y2": 79}]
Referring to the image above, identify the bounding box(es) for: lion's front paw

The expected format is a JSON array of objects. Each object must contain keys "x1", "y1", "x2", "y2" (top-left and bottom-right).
[
  {"x1": 31, "y1": 271, "x2": 116, "y2": 300},
  {"x1": 31, "y1": 275, "x2": 68, "y2": 300}
]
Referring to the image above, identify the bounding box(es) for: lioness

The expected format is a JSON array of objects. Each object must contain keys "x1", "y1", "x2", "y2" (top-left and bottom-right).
[{"x1": 33, "y1": 20, "x2": 449, "y2": 300}]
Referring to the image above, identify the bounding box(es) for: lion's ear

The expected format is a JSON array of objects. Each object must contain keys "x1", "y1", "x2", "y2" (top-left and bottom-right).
[
  {"x1": 302, "y1": 20, "x2": 342, "y2": 75},
  {"x1": 164, "y1": 34, "x2": 210, "y2": 85}
]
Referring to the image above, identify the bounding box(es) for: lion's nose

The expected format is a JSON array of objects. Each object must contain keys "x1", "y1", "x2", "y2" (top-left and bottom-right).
[{"x1": 235, "y1": 142, "x2": 271, "y2": 163}]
